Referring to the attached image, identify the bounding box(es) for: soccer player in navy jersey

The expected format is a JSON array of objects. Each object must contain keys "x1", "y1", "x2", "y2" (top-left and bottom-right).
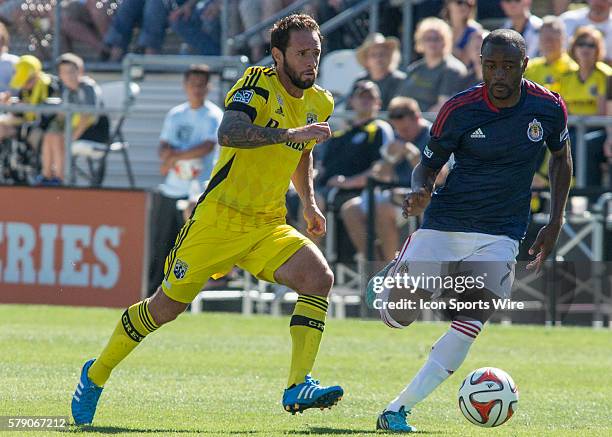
[{"x1": 369, "y1": 29, "x2": 572, "y2": 432}]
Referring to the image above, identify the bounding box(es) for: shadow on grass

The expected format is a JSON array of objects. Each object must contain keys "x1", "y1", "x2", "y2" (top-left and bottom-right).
[
  {"x1": 65, "y1": 425, "x2": 260, "y2": 434},
  {"x1": 287, "y1": 428, "x2": 445, "y2": 435}
]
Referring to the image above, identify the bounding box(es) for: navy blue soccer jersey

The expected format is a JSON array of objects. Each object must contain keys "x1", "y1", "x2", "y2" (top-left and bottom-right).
[{"x1": 420, "y1": 79, "x2": 569, "y2": 241}]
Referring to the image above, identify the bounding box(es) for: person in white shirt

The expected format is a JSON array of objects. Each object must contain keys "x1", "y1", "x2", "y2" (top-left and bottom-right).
[
  {"x1": 501, "y1": 0, "x2": 542, "y2": 59},
  {"x1": 561, "y1": 0, "x2": 612, "y2": 63},
  {"x1": 0, "y1": 22, "x2": 17, "y2": 93},
  {"x1": 148, "y1": 64, "x2": 223, "y2": 295}
]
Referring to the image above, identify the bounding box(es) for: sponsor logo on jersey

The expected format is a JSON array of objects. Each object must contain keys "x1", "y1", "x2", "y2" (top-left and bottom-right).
[
  {"x1": 173, "y1": 259, "x2": 189, "y2": 280},
  {"x1": 232, "y1": 89, "x2": 254, "y2": 104},
  {"x1": 470, "y1": 128, "x2": 486, "y2": 139},
  {"x1": 527, "y1": 118, "x2": 543, "y2": 142}
]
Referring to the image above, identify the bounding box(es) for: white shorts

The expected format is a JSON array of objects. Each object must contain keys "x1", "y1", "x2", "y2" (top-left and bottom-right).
[{"x1": 389, "y1": 229, "x2": 519, "y2": 299}]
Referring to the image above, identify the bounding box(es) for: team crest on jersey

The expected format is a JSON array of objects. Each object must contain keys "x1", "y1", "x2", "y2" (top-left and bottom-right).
[
  {"x1": 173, "y1": 259, "x2": 189, "y2": 280},
  {"x1": 232, "y1": 89, "x2": 254, "y2": 104},
  {"x1": 589, "y1": 85, "x2": 598, "y2": 96},
  {"x1": 306, "y1": 112, "x2": 317, "y2": 124},
  {"x1": 527, "y1": 118, "x2": 543, "y2": 142}
]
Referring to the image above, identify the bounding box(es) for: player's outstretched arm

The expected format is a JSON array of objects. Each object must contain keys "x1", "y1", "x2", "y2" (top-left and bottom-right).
[
  {"x1": 217, "y1": 110, "x2": 331, "y2": 149},
  {"x1": 527, "y1": 143, "x2": 572, "y2": 272}
]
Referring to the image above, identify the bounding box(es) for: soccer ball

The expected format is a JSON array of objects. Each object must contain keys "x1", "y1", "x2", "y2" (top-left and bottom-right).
[
  {"x1": 174, "y1": 158, "x2": 202, "y2": 180},
  {"x1": 458, "y1": 367, "x2": 518, "y2": 427}
]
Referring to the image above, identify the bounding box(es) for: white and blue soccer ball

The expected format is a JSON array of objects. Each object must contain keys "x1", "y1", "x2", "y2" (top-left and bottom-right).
[{"x1": 458, "y1": 367, "x2": 518, "y2": 427}]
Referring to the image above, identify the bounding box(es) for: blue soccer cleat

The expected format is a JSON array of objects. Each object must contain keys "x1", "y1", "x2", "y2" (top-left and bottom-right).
[
  {"x1": 376, "y1": 407, "x2": 417, "y2": 433},
  {"x1": 366, "y1": 259, "x2": 397, "y2": 309},
  {"x1": 71, "y1": 359, "x2": 103, "y2": 425},
  {"x1": 282, "y1": 375, "x2": 343, "y2": 414}
]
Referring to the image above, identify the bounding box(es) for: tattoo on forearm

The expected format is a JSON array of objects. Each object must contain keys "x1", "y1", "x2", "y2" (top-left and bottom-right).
[{"x1": 218, "y1": 111, "x2": 288, "y2": 148}]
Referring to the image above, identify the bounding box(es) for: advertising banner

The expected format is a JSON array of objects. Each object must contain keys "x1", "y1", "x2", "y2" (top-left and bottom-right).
[{"x1": 0, "y1": 186, "x2": 148, "y2": 307}]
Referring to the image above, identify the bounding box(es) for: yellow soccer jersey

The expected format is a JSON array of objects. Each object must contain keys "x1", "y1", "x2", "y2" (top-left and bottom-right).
[
  {"x1": 524, "y1": 53, "x2": 578, "y2": 94},
  {"x1": 559, "y1": 61, "x2": 612, "y2": 115},
  {"x1": 192, "y1": 66, "x2": 334, "y2": 231}
]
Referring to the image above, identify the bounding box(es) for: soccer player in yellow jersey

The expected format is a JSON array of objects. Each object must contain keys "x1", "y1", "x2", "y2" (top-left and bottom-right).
[{"x1": 71, "y1": 14, "x2": 344, "y2": 425}]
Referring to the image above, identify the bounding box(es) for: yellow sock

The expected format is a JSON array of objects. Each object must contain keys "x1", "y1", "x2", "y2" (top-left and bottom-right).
[
  {"x1": 88, "y1": 299, "x2": 159, "y2": 387},
  {"x1": 288, "y1": 294, "x2": 328, "y2": 387}
]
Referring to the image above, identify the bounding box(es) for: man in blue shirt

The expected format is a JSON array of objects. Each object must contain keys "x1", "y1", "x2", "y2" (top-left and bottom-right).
[
  {"x1": 148, "y1": 64, "x2": 222, "y2": 296},
  {"x1": 370, "y1": 29, "x2": 572, "y2": 432}
]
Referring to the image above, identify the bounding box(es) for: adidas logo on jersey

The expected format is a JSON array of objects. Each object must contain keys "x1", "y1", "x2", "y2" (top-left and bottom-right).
[{"x1": 470, "y1": 128, "x2": 486, "y2": 139}]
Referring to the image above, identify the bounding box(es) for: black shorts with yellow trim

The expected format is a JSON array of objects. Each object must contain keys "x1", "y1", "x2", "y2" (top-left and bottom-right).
[{"x1": 161, "y1": 219, "x2": 312, "y2": 304}]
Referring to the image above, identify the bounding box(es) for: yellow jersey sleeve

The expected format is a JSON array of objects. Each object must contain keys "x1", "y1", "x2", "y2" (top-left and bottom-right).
[{"x1": 224, "y1": 66, "x2": 273, "y2": 125}]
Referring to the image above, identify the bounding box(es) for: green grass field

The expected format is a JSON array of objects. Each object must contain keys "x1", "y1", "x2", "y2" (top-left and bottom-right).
[{"x1": 1, "y1": 304, "x2": 611, "y2": 436}]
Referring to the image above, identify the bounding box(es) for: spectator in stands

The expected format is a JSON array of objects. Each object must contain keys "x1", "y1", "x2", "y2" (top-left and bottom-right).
[
  {"x1": 524, "y1": 16, "x2": 577, "y2": 94},
  {"x1": 148, "y1": 64, "x2": 223, "y2": 296},
  {"x1": 462, "y1": 29, "x2": 487, "y2": 88},
  {"x1": 315, "y1": 81, "x2": 392, "y2": 239},
  {"x1": 560, "y1": 26, "x2": 612, "y2": 188},
  {"x1": 316, "y1": 80, "x2": 392, "y2": 198},
  {"x1": 146, "y1": 0, "x2": 221, "y2": 56},
  {"x1": 553, "y1": 0, "x2": 571, "y2": 15},
  {"x1": 500, "y1": 0, "x2": 542, "y2": 59},
  {"x1": 340, "y1": 97, "x2": 430, "y2": 261},
  {"x1": 0, "y1": 22, "x2": 17, "y2": 93},
  {"x1": 441, "y1": 0, "x2": 482, "y2": 67},
  {"x1": 39, "y1": 53, "x2": 107, "y2": 185},
  {"x1": 61, "y1": 0, "x2": 113, "y2": 60},
  {"x1": 397, "y1": 17, "x2": 467, "y2": 112},
  {"x1": 102, "y1": 0, "x2": 144, "y2": 61},
  {"x1": 234, "y1": 0, "x2": 265, "y2": 60},
  {"x1": 104, "y1": 0, "x2": 221, "y2": 60},
  {"x1": 2, "y1": 55, "x2": 60, "y2": 149},
  {"x1": 348, "y1": 33, "x2": 406, "y2": 110},
  {"x1": 561, "y1": 0, "x2": 612, "y2": 63}
]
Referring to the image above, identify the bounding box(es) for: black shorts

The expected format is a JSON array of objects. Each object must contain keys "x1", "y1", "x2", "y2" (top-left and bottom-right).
[{"x1": 79, "y1": 116, "x2": 110, "y2": 144}]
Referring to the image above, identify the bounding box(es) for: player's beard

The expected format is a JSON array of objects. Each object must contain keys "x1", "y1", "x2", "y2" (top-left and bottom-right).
[{"x1": 283, "y1": 58, "x2": 316, "y2": 89}]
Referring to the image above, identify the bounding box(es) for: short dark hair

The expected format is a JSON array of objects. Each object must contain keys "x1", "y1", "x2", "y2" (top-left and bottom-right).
[
  {"x1": 481, "y1": 29, "x2": 526, "y2": 60},
  {"x1": 57, "y1": 52, "x2": 84, "y2": 71},
  {"x1": 388, "y1": 96, "x2": 421, "y2": 119},
  {"x1": 184, "y1": 64, "x2": 210, "y2": 82},
  {"x1": 270, "y1": 14, "x2": 321, "y2": 59}
]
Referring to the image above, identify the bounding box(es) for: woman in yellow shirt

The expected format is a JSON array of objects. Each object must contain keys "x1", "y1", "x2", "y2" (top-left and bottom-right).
[{"x1": 559, "y1": 26, "x2": 612, "y2": 188}]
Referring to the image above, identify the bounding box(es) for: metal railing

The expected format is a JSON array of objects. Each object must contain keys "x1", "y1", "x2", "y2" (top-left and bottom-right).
[
  {"x1": 330, "y1": 109, "x2": 612, "y2": 190},
  {"x1": 230, "y1": 0, "x2": 385, "y2": 66},
  {"x1": 120, "y1": 54, "x2": 250, "y2": 108}
]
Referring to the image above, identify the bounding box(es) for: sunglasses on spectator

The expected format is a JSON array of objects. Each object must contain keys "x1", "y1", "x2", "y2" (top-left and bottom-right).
[
  {"x1": 501, "y1": 0, "x2": 521, "y2": 3},
  {"x1": 420, "y1": 36, "x2": 443, "y2": 43},
  {"x1": 576, "y1": 41, "x2": 597, "y2": 49},
  {"x1": 453, "y1": 0, "x2": 475, "y2": 6},
  {"x1": 389, "y1": 111, "x2": 411, "y2": 120}
]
